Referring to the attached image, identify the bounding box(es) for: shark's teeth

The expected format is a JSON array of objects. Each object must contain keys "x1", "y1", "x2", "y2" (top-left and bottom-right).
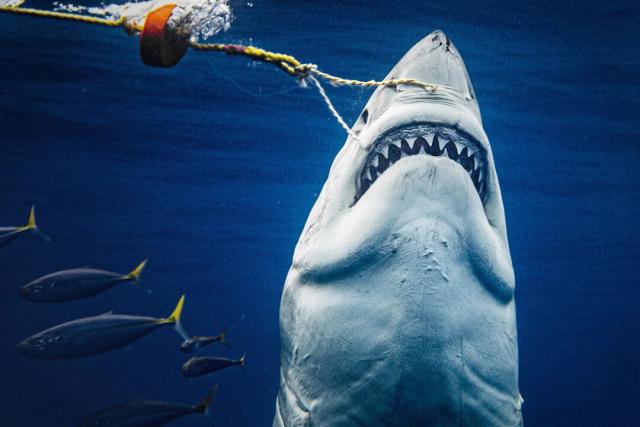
[
  {"x1": 363, "y1": 167, "x2": 371, "y2": 181},
  {"x1": 356, "y1": 125, "x2": 487, "y2": 203}
]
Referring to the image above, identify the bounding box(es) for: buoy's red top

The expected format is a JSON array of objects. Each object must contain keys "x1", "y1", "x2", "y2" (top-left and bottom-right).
[{"x1": 140, "y1": 4, "x2": 189, "y2": 67}]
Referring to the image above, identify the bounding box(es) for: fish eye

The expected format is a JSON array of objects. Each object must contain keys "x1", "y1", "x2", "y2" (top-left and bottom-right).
[
  {"x1": 31, "y1": 337, "x2": 46, "y2": 349},
  {"x1": 32, "y1": 284, "x2": 42, "y2": 293}
]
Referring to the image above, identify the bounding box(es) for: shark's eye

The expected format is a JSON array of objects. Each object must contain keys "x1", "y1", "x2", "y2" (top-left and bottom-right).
[
  {"x1": 361, "y1": 109, "x2": 369, "y2": 124},
  {"x1": 32, "y1": 284, "x2": 42, "y2": 293}
]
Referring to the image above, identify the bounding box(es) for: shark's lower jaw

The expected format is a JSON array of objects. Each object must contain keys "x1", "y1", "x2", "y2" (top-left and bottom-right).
[{"x1": 355, "y1": 124, "x2": 487, "y2": 205}]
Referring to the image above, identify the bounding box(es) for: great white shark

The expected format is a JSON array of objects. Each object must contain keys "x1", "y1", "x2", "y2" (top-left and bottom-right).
[{"x1": 273, "y1": 31, "x2": 522, "y2": 426}]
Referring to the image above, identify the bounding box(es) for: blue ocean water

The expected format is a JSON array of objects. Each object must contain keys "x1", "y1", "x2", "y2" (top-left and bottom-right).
[{"x1": 0, "y1": 0, "x2": 638, "y2": 425}]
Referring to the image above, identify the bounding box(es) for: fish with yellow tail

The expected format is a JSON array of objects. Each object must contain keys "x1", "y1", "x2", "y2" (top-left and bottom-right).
[
  {"x1": 78, "y1": 384, "x2": 218, "y2": 427},
  {"x1": 20, "y1": 259, "x2": 148, "y2": 303},
  {"x1": 0, "y1": 205, "x2": 50, "y2": 250},
  {"x1": 17, "y1": 295, "x2": 187, "y2": 359}
]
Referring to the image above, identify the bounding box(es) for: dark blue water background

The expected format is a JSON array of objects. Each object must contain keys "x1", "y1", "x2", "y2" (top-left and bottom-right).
[{"x1": 0, "y1": 0, "x2": 638, "y2": 425}]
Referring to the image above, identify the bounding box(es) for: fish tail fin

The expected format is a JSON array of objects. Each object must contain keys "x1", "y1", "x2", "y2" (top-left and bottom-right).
[
  {"x1": 239, "y1": 352, "x2": 246, "y2": 370},
  {"x1": 22, "y1": 205, "x2": 50, "y2": 242},
  {"x1": 197, "y1": 384, "x2": 219, "y2": 419},
  {"x1": 25, "y1": 206, "x2": 36, "y2": 229},
  {"x1": 218, "y1": 327, "x2": 228, "y2": 347},
  {"x1": 126, "y1": 259, "x2": 148, "y2": 281},
  {"x1": 166, "y1": 294, "x2": 185, "y2": 324},
  {"x1": 160, "y1": 294, "x2": 190, "y2": 340}
]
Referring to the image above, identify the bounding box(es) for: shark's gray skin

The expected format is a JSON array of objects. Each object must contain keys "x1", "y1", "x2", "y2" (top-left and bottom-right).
[
  {"x1": 19, "y1": 260, "x2": 147, "y2": 303},
  {"x1": 17, "y1": 295, "x2": 185, "y2": 359},
  {"x1": 181, "y1": 354, "x2": 245, "y2": 378},
  {"x1": 0, "y1": 205, "x2": 49, "y2": 250},
  {"x1": 274, "y1": 31, "x2": 522, "y2": 426},
  {"x1": 77, "y1": 385, "x2": 217, "y2": 427}
]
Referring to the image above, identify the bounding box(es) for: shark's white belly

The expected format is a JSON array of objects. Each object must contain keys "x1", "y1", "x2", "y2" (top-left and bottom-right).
[
  {"x1": 274, "y1": 30, "x2": 521, "y2": 427},
  {"x1": 275, "y1": 220, "x2": 521, "y2": 426}
]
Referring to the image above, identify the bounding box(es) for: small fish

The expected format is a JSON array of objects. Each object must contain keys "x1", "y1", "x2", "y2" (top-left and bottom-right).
[
  {"x1": 180, "y1": 328, "x2": 227, "y2": 353},
  {"x1": 182, "y1": 354, "x2": 245, "y2": 378},
  {"x1": 0, "y1": 205, "x2": 49, "y2": 250},
  {"x1": 17, "y1": 295, "x2": 187, "y2": 359},
  {"x1": 77, "y1": 384, "x2": 218, "y2": 427},
  {"x1": 20, "y1": 259, "x2": 148, "y2": 303}
]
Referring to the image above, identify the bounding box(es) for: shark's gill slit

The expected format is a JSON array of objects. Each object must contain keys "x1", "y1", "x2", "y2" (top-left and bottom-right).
[{"x1": 354, "y1": 124, "x2": 487, "y2": 204}]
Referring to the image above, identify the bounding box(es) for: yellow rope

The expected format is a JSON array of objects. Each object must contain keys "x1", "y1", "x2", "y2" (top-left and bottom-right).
[
  {"x1": 0, "y1": 4, "x2": 437, "y2": 92},
  {"x1": 189, "y1": 41, "x2": 436, "y2": 92},
  {"x1": 189, "y1": 41, "x2": 303, "y2": 77},
  {"x1": 301, "y1": 66, "x2": 437, "y2": 92},
  {"x1": 0, "y1": 5, "x2": 126, "y2": 27}
]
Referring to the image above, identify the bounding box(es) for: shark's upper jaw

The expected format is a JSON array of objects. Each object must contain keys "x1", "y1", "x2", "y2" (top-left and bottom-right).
[{"x1": 355, "y1": 123, "x2": 487, "y2": 205}]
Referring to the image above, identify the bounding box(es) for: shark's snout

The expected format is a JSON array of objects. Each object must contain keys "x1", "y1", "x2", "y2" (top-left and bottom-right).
[
  {"x1": 377, "y1": 30, "x2": 480, "y2": 125},
  {"x1": 424, "y1": 30, "x2": 462, "y2": 61},
  {"x1": 414, "y1": 31, "x2": 476, "y2": 103}
]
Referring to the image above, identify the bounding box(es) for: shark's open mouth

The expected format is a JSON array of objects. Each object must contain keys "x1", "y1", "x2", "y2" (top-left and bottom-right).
[{"x1": 355, "y1": 124, "x2": 487, "y2": 204}]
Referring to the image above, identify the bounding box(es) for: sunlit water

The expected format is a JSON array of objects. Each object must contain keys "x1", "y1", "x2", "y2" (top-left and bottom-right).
[{"x1": 0, "y1": 1, "x2": 638, "y2": 426}]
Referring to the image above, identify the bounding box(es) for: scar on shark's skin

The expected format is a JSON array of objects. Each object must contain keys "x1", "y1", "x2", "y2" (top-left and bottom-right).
[
  {"x1": 274, "y1": 30, "x2": 521, "y2": 427},
  {"x1": 422, "y1": 250, "x2": 449, "y2": 283}
]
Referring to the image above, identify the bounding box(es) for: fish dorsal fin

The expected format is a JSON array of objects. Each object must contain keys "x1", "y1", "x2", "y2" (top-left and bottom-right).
[{"x1": 99, "y1": 310, "x2": 115, "y2": 316}]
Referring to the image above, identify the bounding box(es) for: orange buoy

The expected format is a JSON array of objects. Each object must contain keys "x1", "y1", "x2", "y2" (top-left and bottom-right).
[{"x1": 140, "y1": 4, "x2": 189, "y2": 67}]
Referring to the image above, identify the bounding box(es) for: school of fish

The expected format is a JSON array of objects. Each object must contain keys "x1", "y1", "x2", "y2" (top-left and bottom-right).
[{"x1": 3, "y1": 206, "x2": 246, "y2": 426}]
